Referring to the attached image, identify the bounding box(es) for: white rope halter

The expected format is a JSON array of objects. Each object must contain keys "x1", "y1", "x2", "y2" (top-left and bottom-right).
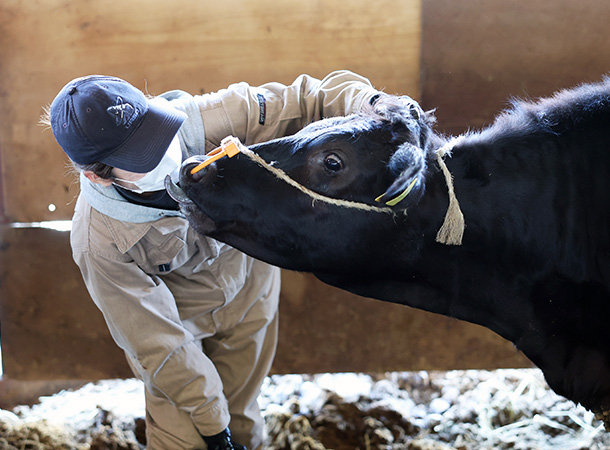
[
  {"x1": 238, "y1": 145, "x2": 395, "y2": 214},
  {"x1": 241, "y1": 141, "x2": 465, "y2": 245},
  {"x1": 196, "y1": 136, "x2": 465, "y2": 245}
]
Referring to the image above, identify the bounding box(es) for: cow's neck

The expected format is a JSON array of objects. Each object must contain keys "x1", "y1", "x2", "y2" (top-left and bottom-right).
[{"x1": 317, "y1": 135, "x2": 563, "y2": 354}]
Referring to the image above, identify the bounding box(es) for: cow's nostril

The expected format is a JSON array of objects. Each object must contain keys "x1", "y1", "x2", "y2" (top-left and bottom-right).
[
  {"x1": 182, "y1": 162, "x2": 205, "y2": 182},
  {"x1": 191, "y1": 169, "x2": 205, "y2": 182},
  {"x1": 181, "y1": 155, "x2": 213, "y2": 182}
]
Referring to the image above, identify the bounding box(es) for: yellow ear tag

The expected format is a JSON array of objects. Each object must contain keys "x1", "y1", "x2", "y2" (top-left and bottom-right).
[
  {"x1": 190, "y1": 136, "x2": 242, "y2": 175},
  {"x1": 375, "y1": 177, "x2": 418, "y2": 206}
]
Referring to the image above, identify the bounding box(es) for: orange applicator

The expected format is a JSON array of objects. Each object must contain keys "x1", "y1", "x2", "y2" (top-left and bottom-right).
[{"x1": 190, "y1": 136, "x2": 243, "y2": 174}]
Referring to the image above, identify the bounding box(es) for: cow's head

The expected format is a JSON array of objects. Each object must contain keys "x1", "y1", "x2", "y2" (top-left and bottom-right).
[{"x1": 167, "y1": 94, "x2": 438, "y2": 272}]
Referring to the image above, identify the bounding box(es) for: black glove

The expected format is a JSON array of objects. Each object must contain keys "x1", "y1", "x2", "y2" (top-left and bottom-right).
[{"x1": 202, "y1": 427, "x2": 246, "y2": 450}]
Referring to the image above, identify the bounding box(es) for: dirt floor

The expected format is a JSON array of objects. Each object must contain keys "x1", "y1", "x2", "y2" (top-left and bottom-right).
[{"x1": 1, "y1": 369, "x2": 609, "y2": 450}]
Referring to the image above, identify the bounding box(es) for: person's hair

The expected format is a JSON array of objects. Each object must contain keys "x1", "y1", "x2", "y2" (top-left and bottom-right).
[
  {"x1": 40, "y1": 104, "x2": 115, "y2": 180},
  {"x1": 73, "y1": 161, "x2": 115, "y2": 179}
]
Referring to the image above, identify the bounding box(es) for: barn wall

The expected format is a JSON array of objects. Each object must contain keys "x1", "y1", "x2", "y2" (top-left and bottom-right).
[
  {"x1": 421, "y1": 0, "x2": 610, "y2": 135},
  {"x1": 6, "y1": 0, "x2": 609, "y2": 392},
  {"x1": 0, "y1": 0, "x2": 420, "y2": 223},
  {"x1": 0, "y1": 0, "x2": 430, "y2": 386}
]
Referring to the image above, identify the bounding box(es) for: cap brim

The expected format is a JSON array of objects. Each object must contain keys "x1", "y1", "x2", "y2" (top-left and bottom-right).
[{"x1": 101, "y1": 100, "x2": 187, "y2": 173}]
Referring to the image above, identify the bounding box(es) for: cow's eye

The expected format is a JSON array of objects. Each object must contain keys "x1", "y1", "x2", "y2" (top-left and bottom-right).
[{"x1": 324, "y1": 154, "x2": 343, "y2": 172}]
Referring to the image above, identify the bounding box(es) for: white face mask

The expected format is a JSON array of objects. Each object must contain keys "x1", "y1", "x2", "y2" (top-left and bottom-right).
[{"x1": 114, "y1": 136, "x2": 182, "y2": 194}]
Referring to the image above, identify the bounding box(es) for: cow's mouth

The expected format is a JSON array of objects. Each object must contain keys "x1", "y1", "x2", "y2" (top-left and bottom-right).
[
  {"x1": 165, "y1": 156, "x2": 214, "y2": 205},
  {"x1": 165, "y1": 175, "x2": 218, "y2": 235}
]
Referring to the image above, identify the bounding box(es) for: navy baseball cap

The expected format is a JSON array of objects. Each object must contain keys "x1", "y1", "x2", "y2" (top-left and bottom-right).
[{"x1": 50, "y1": 75, "x2": 187, "y2": 173}]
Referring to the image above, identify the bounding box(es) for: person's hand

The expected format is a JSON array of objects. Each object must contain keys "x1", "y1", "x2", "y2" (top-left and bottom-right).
[{"x1": 202, "y1": 427, "x2": 246, "y2": 450}]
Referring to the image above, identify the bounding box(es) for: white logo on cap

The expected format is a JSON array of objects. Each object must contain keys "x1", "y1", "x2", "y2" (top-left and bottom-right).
[{"x1": 106, "y1": 96, "x2": 138, "y2": 128}]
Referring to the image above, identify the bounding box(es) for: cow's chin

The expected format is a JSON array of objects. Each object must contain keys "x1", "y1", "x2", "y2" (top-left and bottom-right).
[
  {"x1": 180, "y1": 203, "x2": 217, "y2": 235},
  {"x1": 165, "y1": 175, "x2": 217, "y2": 234}
]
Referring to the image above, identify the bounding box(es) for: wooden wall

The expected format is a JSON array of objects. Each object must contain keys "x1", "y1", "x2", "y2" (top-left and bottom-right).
[
  {"x1": 0, "y1": 0, "x2": 420, "y2": 223},
  {"x1": 3, "y1": 0, "x2": 609, "y2": 395},
  {"x1": 421, "y1": 0, "x2": 610, "y2": 135}
]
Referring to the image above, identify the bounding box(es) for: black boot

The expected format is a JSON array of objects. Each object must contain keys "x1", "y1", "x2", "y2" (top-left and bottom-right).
[{"x1": 202, "y1": 428, "x2": 246, "y2": 450}]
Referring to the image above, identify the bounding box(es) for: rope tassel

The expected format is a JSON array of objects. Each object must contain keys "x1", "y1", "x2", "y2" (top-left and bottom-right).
[{"x1": 434, "y1": 141, "x2": 465, "y2": 245}]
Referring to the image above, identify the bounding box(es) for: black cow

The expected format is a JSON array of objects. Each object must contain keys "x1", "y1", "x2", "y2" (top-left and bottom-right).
[{"x1": 167, "y1": 79, "x2": 610, "y2": 428}]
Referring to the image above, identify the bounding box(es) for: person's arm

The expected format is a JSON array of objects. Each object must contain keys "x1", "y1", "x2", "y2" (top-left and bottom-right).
[
  {"x1": 196, "y1": 70, "x2": 380, "y2": 148},
  {"x1": 73, "y1": 238, "x2": 231, "y2": 438}
]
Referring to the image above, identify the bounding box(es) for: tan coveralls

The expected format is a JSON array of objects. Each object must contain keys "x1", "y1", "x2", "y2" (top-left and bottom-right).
[{"x1": 69, "y1": 71, "x2": 378, "y2": 449}]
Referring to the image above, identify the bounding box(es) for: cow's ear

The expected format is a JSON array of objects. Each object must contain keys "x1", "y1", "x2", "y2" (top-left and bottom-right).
[{"x1": 375, "y1": 142, "x2": 424, "y2": 207}]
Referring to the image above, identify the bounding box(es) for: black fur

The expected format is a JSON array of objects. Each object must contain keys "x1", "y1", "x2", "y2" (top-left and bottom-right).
[{"x1": 176, "y1": 81, "x2": 610, "y2": 424}]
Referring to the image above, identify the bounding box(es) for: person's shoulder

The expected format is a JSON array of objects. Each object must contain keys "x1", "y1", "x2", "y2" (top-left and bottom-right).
[
  {"x1": 155, "y1": 90, "x2": 193, "y2": 102},
  {"x1": 71, "y1": 195, "x2": 134, "y2": 261}
]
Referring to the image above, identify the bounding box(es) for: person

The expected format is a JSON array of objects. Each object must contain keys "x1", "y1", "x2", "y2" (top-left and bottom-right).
[{"x1": 45, "y1": 70, "x2": 380, "y2": 450}]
